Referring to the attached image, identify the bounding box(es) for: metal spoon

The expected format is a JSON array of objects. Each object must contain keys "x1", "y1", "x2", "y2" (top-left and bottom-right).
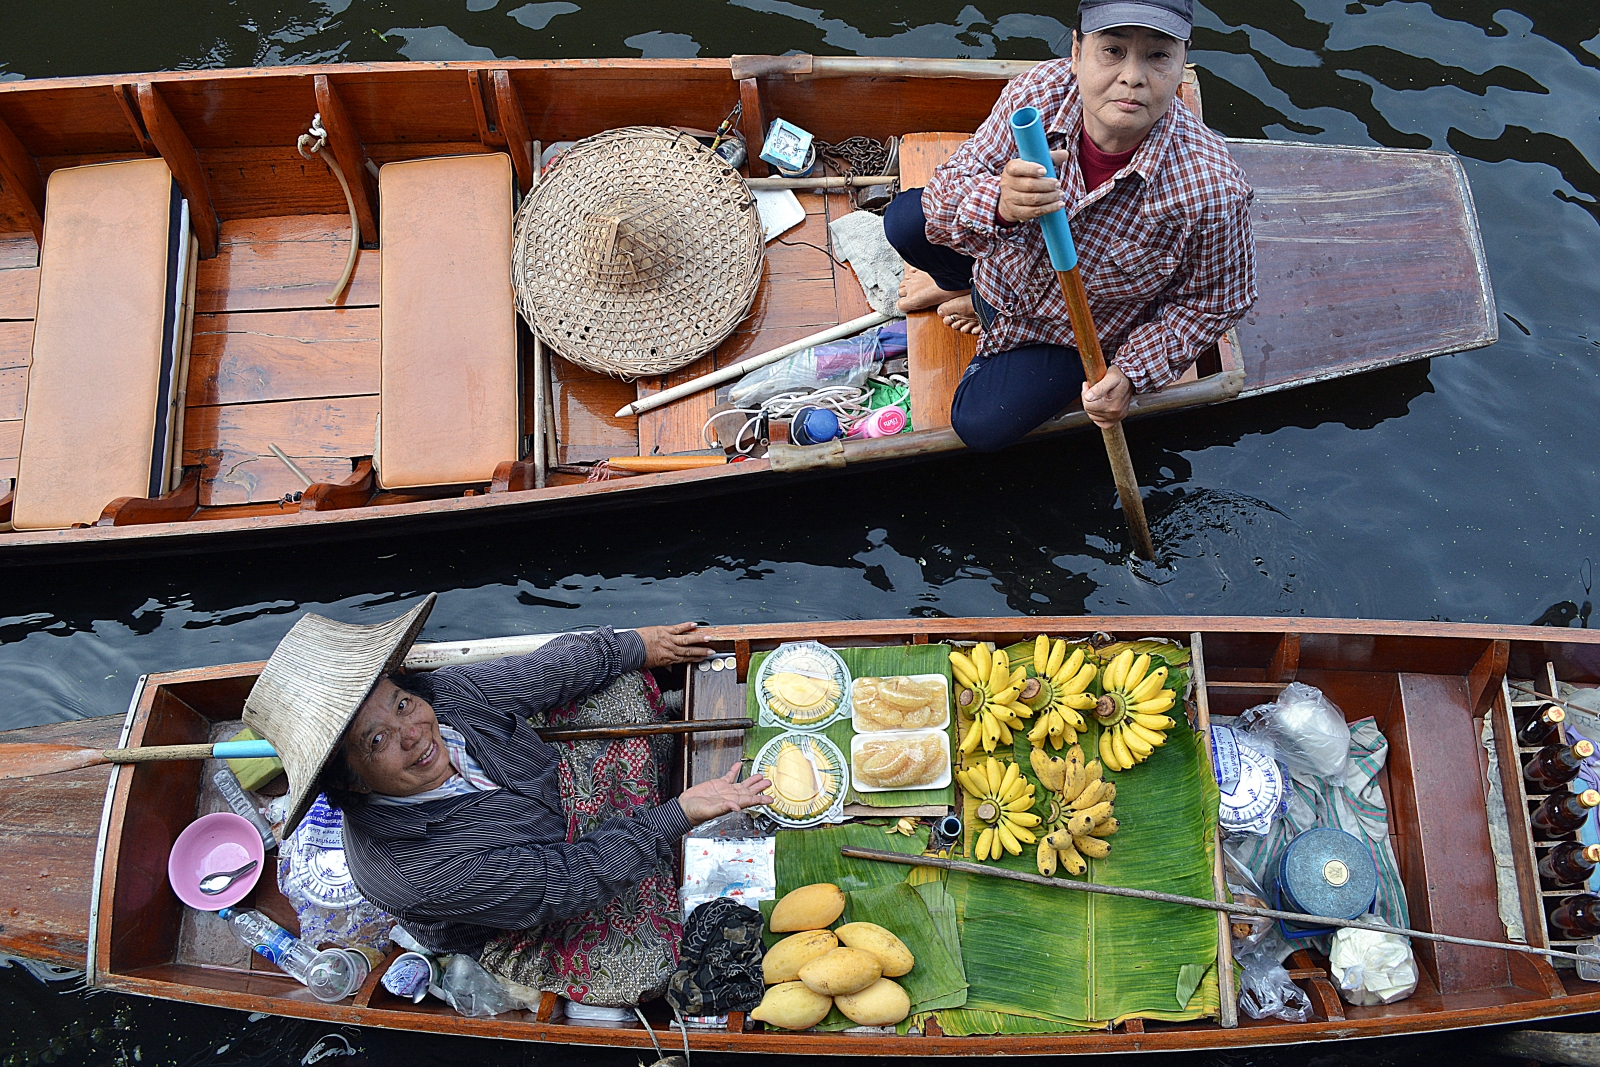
[{"x1": 198, "y1": 859, "x2": 258, "y2": 896}]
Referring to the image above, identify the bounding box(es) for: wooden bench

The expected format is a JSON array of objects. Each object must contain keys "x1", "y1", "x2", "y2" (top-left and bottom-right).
[
  {"x1": 376, "y1": 154, "x2": 519, "y2": 491},
  {"x1": 12, "y1": 158, "x2": 197, "y2": 530}
]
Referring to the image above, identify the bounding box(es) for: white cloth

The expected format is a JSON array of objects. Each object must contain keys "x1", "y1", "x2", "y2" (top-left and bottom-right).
[{"x1": 829, "y1": 209, "x2": 906, "y2": 319}]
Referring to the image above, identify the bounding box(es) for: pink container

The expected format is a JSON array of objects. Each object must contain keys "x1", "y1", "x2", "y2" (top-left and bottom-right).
[
  {"x1": 847, "y1": 405, "x2": 907, "y2": 439},
  {"x1": 168, "y1": 811, "x2": 266, "y2": 910}
]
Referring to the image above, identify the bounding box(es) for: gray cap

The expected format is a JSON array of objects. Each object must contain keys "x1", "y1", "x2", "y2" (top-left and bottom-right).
[{"x1": 1079, "y1": 0, "x2": 1193, "y2": 41}]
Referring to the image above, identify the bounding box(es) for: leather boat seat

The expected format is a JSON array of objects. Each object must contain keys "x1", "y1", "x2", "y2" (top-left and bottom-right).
[
  {"x1": 12, "y1": 158, "x2": 193, "y2": 530},
  {"x1": 377, "y1": 153, "x2": 519, "y2": 490}
]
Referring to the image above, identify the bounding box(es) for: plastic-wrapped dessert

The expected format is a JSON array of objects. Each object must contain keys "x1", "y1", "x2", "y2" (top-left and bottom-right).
[
  {"x1": 851, "y1": 732, "x2": 949, "y2": 791},
  {"x1": 851, "y1": 675, "x2": 949, "y2": 732}
]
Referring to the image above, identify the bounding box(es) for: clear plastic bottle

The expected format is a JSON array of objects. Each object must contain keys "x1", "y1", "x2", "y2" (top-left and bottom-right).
[
  {"x1": 212, "y1": 766, "x2": 278, "y2": 851},
  {"x1": 219, "y1": 908, "x2": 368, "y2": 1002}
]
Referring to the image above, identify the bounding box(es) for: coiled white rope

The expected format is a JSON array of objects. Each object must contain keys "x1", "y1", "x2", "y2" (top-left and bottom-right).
[{"x1": 296, "y1": 113, "x2": 360, "y2": 304}]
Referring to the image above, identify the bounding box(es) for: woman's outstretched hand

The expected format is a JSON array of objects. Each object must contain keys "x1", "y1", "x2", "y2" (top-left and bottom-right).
[
  {"x1": 678, "y1": 761, "x2": 771, "y2": 825},
  {"x1": 638, "y1": 622, "x2": 715, "y2": 668}
]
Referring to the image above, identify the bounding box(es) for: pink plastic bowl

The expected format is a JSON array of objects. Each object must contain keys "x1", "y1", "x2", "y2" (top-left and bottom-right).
[{"x1": 168, "y1": 812, "x2": 265, "y2": 910}]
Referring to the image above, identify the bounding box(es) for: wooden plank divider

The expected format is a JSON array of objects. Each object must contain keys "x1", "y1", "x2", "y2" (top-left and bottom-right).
[
  {"x1": 112, "y1": 83, "x2": 156, "y2": 155},
  {"x1": 737, "y1": 78, "x2": 768, "y2": 177},
  {"x1": 135, "y1": 81, "x2": 219, "y2": 258},
  {"x1": 0, "y1": 111, "x2": 44, "y2": 243},
  {"x1": 491, "y1": 70, "x2": 535, "y2": 195},
  {"x1": 1190, "y1": 632, "x2": 1239, "y2": 1029},
  {"x1": 466, "y1": 70, "x2": 504, "y2": 148},
  {"x1": 313, "y1": 75, "x2": 379, "y2": 246}
]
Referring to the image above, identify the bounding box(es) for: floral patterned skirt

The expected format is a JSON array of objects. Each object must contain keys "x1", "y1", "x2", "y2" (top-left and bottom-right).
[{"x1": 477, "y1": 670, "x2": 683, "y2": 1007}]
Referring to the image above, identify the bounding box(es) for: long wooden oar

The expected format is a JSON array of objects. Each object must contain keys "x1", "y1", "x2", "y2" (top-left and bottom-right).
[
  {"x1": 0, "y1": 719, "x2": 755, "y2": 781},
  {"x1": 1010, "y1": 107, "x2": 1155, "y2": 561},
  {"x1": 842, "y1": 846, "x2": 1593, "y2": 964}
]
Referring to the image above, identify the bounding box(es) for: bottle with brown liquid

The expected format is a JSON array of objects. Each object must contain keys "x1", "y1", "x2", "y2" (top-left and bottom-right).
[
  {"x1": 1540, "y1": 842, "x2": 1600, "y2": 888},
  {"x1": 1518, "y1": 705, "x2": 1566, "y2": 747},
  {"x1": 1525, "y1": 740, "x2": 1595, "y2": 793},
  {"x1": 1533, "y1": 788, "x2": 1600, "y2": 837},
  {"x1": 1550, "y1": 893, "x2": 1600, "y2": 939}
]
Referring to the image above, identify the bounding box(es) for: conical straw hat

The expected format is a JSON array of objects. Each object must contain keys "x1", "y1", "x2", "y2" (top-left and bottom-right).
[{"x1": 242, "y1": 593, "x2": 436, "y2": 838}]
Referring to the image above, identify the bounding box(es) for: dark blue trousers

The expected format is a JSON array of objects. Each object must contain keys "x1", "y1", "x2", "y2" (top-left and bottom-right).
[{"x1": 883, "y1": 188, "x2": 1086, "y2": 453}]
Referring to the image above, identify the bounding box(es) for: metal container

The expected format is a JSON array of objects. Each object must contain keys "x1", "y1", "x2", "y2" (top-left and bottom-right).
[{"x1": 1277, "y1": 827, "x2": 1378, "y2": 921}]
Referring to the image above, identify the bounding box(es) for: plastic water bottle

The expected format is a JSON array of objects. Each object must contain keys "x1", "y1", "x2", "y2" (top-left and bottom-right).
[
  {"x1": 212, "y1": 766, "x2": 278, "y2": 851},
  {"x1": 219, "y1": 908, "x2": 368, "y2": 1002}
]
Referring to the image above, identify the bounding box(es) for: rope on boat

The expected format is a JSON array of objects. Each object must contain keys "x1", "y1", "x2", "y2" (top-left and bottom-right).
[{"x1": 296, "y1": 114, "x2": 360, "y2": 304}]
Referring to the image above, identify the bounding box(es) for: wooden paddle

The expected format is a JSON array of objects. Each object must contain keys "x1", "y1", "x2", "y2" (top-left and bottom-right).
[
  {"x1": 0, "y1": 719, "x2": 755, "y2": 781},
  {"x1": 1010, "y1": 107, "x2": 1156, "y2": 561}
]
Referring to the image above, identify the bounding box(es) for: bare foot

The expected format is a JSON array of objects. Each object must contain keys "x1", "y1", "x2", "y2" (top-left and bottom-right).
[
  {"x1": 898, "y1": 266, "x2": 969, "y2": 315},
  {"x1": 938, "y1": 294, "x2": 982, "y2": 335}
]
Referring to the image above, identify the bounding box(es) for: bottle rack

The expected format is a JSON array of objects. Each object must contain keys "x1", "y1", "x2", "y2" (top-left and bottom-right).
[{"x1": 1513, "y1": 661, "x2": 1595, "y2": 959}]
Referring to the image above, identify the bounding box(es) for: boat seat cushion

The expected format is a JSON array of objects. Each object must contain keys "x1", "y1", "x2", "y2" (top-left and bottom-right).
[
  {"x1": 378, "y1": 153, "x2": 519, "y2": 490},
  {"x1": 12, "y1": 158, "x2": 182, "y2": 531}
]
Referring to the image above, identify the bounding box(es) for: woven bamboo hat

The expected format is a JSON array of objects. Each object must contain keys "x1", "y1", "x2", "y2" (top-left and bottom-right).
[
  {"x1": 512, "y1": 126, "x2": 764, "y2": 379},
  {"x1": 242, "y1": 593, "x2": 436, "y2": 837}
]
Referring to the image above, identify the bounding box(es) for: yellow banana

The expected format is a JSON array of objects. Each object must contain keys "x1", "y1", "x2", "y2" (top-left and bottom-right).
[
  {"x1": 1104, "y1": 649, "x2": 1134, "y2": 691},
  {"x1": 1121, "y1": 724, "x2": 1154, "y2": 759},
  {"x1": 1132, "y1": 694, "x2": 1176, "y2": 715},
  {"x1": 1034, "y1": 634, "x2": 1051, "y2": 674},
  {"x1": 1057, "y1": 838, "x2": 1087, "y2": 876},
  {"x1": 1098, "y1": 728, "x2": 1121, "y2": 772},
  {"x1": 1130, "y1": 712, "x2": 1175, "y2": 731},
  {"x1": 1089, "y1": 817, "x2": 1120, "y2": 838},
  {"x1": 1126, "y1": 720, "x2": 1168, "y2": 748},
  {"x1": 960, "y1": 719, "x2": 983, "y2": 754},
  {"x1": 1036, "y1": 838, "x2": 1058, "y2": 877},
  {"x1": 1110, "y1": 726, "x2": 1134, "y2": 770},
  {"x1": 1074, "y1": 834, "x2": 1111, "y2": 859},
  {"x1": 976, "y1": 826, "x2": 995, "y2": 861},
  {"x1": 950, "y1": 652, "x2": 978, "y2": 689},
  {"x1": 1046, "y1": 639, "x2": 1068, "y2": 678},
  {"x1": 971, "y1": 642, "x2": 991, "y2": 680},
  {"x1": 1129, "y1": 666, "x2": 1168, "y2": 704},
  {"x1": 1124, "y1": 653, "x2": 1151, "y2": 691},
  {"x1": 1008, "y1": 811, "x2": 1042, "y2": 828},
  {"x1": 996, "y1": 821, "x2": 1021, "y2": 855}
]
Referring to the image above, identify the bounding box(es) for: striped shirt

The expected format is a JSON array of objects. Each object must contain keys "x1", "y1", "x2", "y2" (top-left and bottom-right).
[
  {"x1": 340, "y1": 628, "x2": 691, "y2": 956},
  {"x1": 921, "y1": 58, "x2": 1257, "y2": 393}
]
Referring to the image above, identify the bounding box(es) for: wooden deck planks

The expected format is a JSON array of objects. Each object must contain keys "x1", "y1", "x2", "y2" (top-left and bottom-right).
[
  {"x1": 183, "y1": 396, "x2": 379, "y2": 506},
  {"x1": 0, "y1": 264, "x2": 38, "y2": 320},
  {"x1": 196, "y1": 215, "x2": 379, "y2": 314},
  {"x1": 0, "y1": 266, "x2": 30, "y2": 484},
  {"x1": 900, "y1": 133, "x2": 976, "y2": 432},
  {"x1": 187, "y1": 308, "x2": 379, "y2": 407},
  {"x1": 552, "y1": 359, "x2": 641, "y2": 466}
]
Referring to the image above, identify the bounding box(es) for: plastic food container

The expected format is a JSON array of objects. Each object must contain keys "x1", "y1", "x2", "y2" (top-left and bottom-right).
[
  {"x1": 755, "y1": 642, "x2": 851, "y2": 730},
  {"x1": 753, "y1": 731, "x2": 848, "y2": 827},
  {"x1": 850, "y1": 729, "x2": 952, "y2": 793},
  {"x1": 851, "y1": 674, "x2": 950, "y2": 733}
]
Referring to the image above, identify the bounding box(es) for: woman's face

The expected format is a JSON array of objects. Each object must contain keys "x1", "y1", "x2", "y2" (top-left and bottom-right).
[{"x1": 342, "y1": 677, "x2": 456, "y2": 796}]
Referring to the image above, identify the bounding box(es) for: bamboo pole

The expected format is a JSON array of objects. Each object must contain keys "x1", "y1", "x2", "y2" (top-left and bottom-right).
[
  {"x1": 839, "y1": 847, "x2": 1594, "y2": 964},
  {"x1": 745, "y1": 174, "x2": 896, "y2": 190},
  {"x1": 1190, "y1": 632, "x2": 1238, "y2": 1028}
]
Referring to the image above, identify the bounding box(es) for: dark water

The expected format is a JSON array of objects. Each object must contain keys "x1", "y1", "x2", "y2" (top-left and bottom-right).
[{"x1": 3, "y1": 0, "x2": 1599, "y2": 1062}]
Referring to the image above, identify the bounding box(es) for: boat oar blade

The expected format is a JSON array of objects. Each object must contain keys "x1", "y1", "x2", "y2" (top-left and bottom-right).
[{"x1": 0, "y1": 743, "x2": 109, "y2": 780}]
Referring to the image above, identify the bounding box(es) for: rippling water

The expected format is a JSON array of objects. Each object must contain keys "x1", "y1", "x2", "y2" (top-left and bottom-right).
[{"x1": 2, "y1": 1, "x2": 1598, "y2": 1061}]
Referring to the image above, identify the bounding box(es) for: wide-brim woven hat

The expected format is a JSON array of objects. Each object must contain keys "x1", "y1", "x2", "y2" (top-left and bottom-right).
[
  {"x1": 512, "y1": 126, "x2": 764, "y2": 379},
  {"x1": 242, "y1": 593, "x2": 436, "y2": 838}
]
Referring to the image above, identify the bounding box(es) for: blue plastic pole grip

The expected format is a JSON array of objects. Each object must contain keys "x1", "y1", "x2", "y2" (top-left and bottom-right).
[
  {"x1": 212, "y1": 739, "x2": 278, "y2": 759},
  {"x1": 1009, "y1": 106, "x2": 1077, "y2": 272}
]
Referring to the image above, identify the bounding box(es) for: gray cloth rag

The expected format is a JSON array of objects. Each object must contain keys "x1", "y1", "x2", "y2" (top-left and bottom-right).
[{"x1": 829, "y1": 209, "x2": 906, "y2": 319}]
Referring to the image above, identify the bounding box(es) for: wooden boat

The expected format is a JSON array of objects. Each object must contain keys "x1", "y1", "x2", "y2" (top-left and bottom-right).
[
  {"x1": 0, "y1": 58, "x2": 1494, "y2": 561},
  {"x1": 2, "y1": 614, "x2": 1598, "y2": 1054}
]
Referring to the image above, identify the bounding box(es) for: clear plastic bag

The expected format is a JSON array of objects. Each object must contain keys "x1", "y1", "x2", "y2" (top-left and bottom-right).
[
  {"x1": 1328, "y1": 919, "x2": 1418, "y2": 1005},
  {"x1": 728, "y1": 323, "x2": 905, "y2": 408},
  {"x1": 1242, "y1": 682, "x2": 1352, "y2": 780},
  {"x1": 1236, "y1": 943, "x2": 1313, "y2": 1022},
  {"x1": 1222, "y1": 850, "x2": 1275, "y2": 954},
  {"x1": 430, "y1": 953, "x2": 526, "y2": 1017}
]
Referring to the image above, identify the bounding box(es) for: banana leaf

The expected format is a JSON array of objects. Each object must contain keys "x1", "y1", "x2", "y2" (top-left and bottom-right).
[
  {"x1": 744, "y1": 644, "x2": 955, "y2": 808},
  {"x1": 938, "y1": 638, "x2": 1220, "y2": 1031}
]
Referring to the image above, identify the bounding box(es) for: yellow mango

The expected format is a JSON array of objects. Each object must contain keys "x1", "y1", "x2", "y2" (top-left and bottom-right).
[
  {"x1": 749, "y1": 981, "x2": 832, "y2": 1031},
  {"x1": 834, "y1": 922, "x2": 914, "y2": 977},
  {"x1": 769, "y1": 882, "x2": 846, "y2": 932},
  {"x1": 834, "y1": 977, "x2": 911, "y2": 1026},
  {"x1": 763, "y1": 929, "x2": 839, "y2": 985},
  {"x1": 797, "y1": 946, "x2": 882, "y2": 996}
]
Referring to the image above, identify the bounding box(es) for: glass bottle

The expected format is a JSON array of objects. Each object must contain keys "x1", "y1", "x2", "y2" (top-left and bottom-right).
[
  {"x1": 1549, "y1": 894, "x2": 1600, "y2": 939},
  {"x1": 1532, "y1": 789, "x2": 1600, "y2": 838},
  {"x1": 219, "y1": 908, "x2": 367, "y2": 1002},
  {"x1": 1540, "y1": 842, "x2": 1600, "y2": 889},
  {"x1": 1524, "y1": 740, "x2": 1595, "y2": 793},
  {"x1": 1517, "y1": 705, "x2": 1566, "y2": 748}
]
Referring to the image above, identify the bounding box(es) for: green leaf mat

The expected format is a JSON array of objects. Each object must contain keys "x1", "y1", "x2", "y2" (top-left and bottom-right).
[{"x1": 743, "y1": 643, "x2": 955, "y2": 807}]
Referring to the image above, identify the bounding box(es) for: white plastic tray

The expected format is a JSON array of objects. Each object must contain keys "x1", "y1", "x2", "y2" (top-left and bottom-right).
[
  {"x1": 849, "y1": 729, "x2": 952, "y2": 793},
  {"x1": 850, "y1": 673, "x2": 950, "y2": 734}
]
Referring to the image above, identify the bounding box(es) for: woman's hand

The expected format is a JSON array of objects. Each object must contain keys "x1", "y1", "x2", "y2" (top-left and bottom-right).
[
  {"x1": 998, "y1": 149, "x2": 1070, "y2": 224},
  {"x1": 638, "y1": 622, "x2": 714, "y2": 668},
  {"x1": 1082, "y1": 365, "x2": 1133, "y2": 428},
  {"x1": 678, "y1": 762, "x2": 771, "y2": 825}
]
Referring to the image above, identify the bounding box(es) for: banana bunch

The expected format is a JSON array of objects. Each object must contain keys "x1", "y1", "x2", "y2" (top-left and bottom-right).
[
  {"x1": 950, "y1": 643, "x2": 1033, "y2": 754},
  {"x1": 957, "y1": 756, "x2": 1041, "y2": 861},
  {"x1": 1094, "y1": 648, "x2": 1179, "y2": 772},
  {"x1": 1029, "y1": 745, "x2": 1118, "y2": 875},
  {"x1": 1016, "y1": 635, "x2": 1097, "y2": 751}
]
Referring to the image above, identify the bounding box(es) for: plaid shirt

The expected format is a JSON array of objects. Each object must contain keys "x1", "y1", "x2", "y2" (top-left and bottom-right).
[{"x1": 922, "y1": 58, "x2": 1257, "y2": 393}]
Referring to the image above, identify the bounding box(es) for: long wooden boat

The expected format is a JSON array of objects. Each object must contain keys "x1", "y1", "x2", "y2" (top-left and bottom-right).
[
  {"x1": 0, "y1": 58, "x2": 1494, "y2": 562},
  {"x1": 2, "y1": 614, "x2": 1597, "y2": 1054}
]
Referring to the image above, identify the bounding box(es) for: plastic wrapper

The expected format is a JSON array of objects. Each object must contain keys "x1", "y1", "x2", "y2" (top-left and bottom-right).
[
  {"x1": 1222, "y1": 850, "x2": 1274, "y2": 953},
  {"x1": 1236, "y1": 943, "x2": 1312, "y2": 1022},
  {"x1": 276, "y1": 794, "x2": 394, "y2": 956},
  {"x1": 430, "y1": 953, "x2": 526, "y2": 1017},
  {"x1": 1242, "y1": 682, "x2": 1352, "y2": 780},
  {"x1": 1328, "y1": 919, "x2": 1418, "y2": 1005},
  {"x1": 728, "y1": 321, "x2": 907, "y2": 408}
]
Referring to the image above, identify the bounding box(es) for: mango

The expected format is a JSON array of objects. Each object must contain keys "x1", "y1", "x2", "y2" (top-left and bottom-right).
[
  {"x1": 763, "y1": 929, "x2": 838, "y2": 985},
  {"x1": 769, "y1": 882, "x2": 846, "y2": 932},
  {"x1": 834, "y1": 977, "x2": 911, "y2": 1026},
  {"x1": 749, "y1": 981, "x2": 832, "y2": 1031},
  {"x1": 797, "y1": 946, "x2": 882, "y2": 997},
  {"x1": 834, "y1": 921, "x2": 914, "y2": 977}
]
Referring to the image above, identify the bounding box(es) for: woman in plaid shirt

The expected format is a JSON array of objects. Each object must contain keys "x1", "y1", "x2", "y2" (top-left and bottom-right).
[{"x1": 884, "y1": 0, "x2": 1256, "y2": 452}]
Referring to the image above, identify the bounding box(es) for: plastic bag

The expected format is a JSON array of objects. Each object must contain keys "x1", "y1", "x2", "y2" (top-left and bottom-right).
[
  {"x1": 1328, "y1": 920, "x2": 1418, "y2": 1005},
  {"x1": 1222, "y1": 850, "x2": 1275, "y2": 954},
  {"x1": 728, "y1": 321, "x2": 907, "y2": 408},
  {"x1": 1242, "y1": 682, "x2": 1352, "y2": 780},
  {"x1": 276, "y1": 794, "x2": 394, "y2": 956},
  {"x1": 1236, "y1": 944, "x2": 1312, "y2": 1022},
  {"x1": 430, "y1": 953, "x2": 526, "y2": 1017}
]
